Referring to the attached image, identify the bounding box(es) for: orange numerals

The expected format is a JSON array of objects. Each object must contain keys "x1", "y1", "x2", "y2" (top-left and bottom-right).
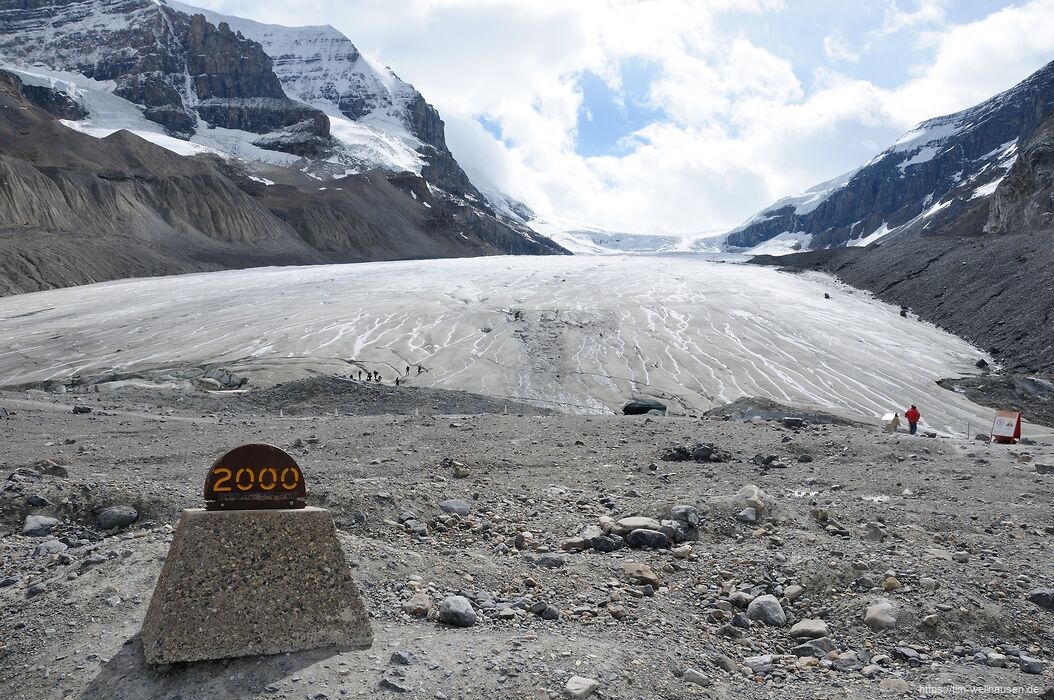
[{"x1": 211, "y1": 466, "x2": 300, "y2": 493}]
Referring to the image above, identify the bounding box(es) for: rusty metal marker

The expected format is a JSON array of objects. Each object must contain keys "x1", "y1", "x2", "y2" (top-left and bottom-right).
[
  {"x1": 141, "y1": 444, "x2": 373, "y2": 664},
  {"x1": 204, "y1": 443, "x2": 307, "y2": 510}
]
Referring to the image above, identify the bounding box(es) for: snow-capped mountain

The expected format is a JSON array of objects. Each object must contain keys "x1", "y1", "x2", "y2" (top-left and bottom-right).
[
  {"x1": 727, "y1": 59, "x2": 1054, "y2": 252},
  {"x1": 166, "y1": 2, "x2": 482, "y2": 197},
  {"x1": 0, "y1": 0, "x2": 488, "y2": 201}
]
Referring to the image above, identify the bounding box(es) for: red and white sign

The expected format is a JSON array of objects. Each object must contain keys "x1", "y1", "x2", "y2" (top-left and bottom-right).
[{"x1": 991, "y1": 410, "x2": 1022, "y2": 443}]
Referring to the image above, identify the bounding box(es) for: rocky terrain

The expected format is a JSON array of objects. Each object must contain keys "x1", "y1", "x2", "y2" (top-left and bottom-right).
[{"x1": 0, "y1": 381, "x2": 1052, "y2": 699}]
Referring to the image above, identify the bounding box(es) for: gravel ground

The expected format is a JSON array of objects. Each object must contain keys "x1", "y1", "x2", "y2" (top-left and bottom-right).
[{"x1": 1, "y1": 384, "x2": 1052, "y2": 700}]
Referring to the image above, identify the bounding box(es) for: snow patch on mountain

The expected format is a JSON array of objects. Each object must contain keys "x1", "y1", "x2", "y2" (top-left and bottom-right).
[
  {"x1": 2, "y1": 63, "x2": 299, "y2": 164},
  {"x1": 169, "y1": 1, "x2": 427, "y2": 177}
]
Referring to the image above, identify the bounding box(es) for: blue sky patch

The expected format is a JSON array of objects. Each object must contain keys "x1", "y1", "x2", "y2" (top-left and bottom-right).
[{"x1": 575, "y1": 59, "x2": 664, "y2": 157}]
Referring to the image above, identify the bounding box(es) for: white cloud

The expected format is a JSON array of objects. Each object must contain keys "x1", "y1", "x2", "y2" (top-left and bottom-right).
[
  {"x1": 185, "y1": 0, "x2": 1054, "y2": 234},
  {"x1": 823, "y1": 32, "x2": 860, "y2": 63},
  {"x1": 878, "y1": 0, "x2": 947, "y2": 36}
]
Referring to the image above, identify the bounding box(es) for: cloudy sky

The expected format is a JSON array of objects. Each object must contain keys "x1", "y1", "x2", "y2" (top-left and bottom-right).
[{"x1": 188, "y1": 0, "x2": 1054, "y2": 234}]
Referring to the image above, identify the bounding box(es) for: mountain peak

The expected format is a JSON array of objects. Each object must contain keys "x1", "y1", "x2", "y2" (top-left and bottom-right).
[{"x1": 727, "y1": 58, "x2": 1054, "y2": 253}]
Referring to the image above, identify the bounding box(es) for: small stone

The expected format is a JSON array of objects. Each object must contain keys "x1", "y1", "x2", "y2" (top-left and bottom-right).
[
  {"x1": 882, "y1": 576, "x2": 901, "y2": 591},
  {"x1": 797, "y1": 453, "x2": 814, "y2": 463},
  {"x1": 863, "y1": 522, "x2": 887, "y2": 542},
  {"x1": 1018, "y1": 655, "x2": 1047, "y2": 674},
  {"x1": 97, "y1": 505, "x2": 138, "y2": 530},
  {"x1": 864, "y1": 600, "x2": 897, "y2": 630},
  {"x1": 744, "y1": 654, "x2": 774, "y2": 674},
  {"x1": 390, "y1": 650, "x2": 415, "y2": 666},
  {"x1": 879, "y1": 678, "x2": 909, "y2": 693},
  {"x1": 1028, "y1": 588, "x2": 1054, "y2": 611},
  {"x1": 31, "y1": 539, "x2": 68, "y2": 557},
  {"x1": 728, "y1": 591, "x2": 754, "y2": 608},
  {"x1": 534, "y1": 555, "x2": 566, "y2": 568},
  {"x1": 0, "y1": 576, "x2": 18, "y2": 588},
  {"x1": 556, "y1": 535, "x2": 590, "y2": 552},
  {"x1": 437, "y1": 596, "x2": 476, "y2": 627},
  {"x1": 27, "y1": 583, "x2": 46, "y2": 597},
  {"x1": 670, "y1": 505, "x2": 699, "y2": 526},
  {"x1": 952, "y1": 551, "x2": 969, "y2": 563},
  {"x1": 379, "y1": 678, "x2": 410, "y2": 693},
  {"x1": 793, "y1": 637, "x2": 839, "y2": 657},
  {"x1": 438, "y1": 499, "x2": 471, "y2": 516},
  {"x1": 784, "y1": 584, "x2": 804, "y2": 602},
  {"x1": 746, "y1": 594, "x2": 786, "y2": 627},
  {"x1": 104, "y1": 595, "x2": 122, "y2": 607},
  {"x1": 590, "y1": 535, "x2": 622, "y2": 553},
  {"x1": 789, "y1": 618, "x2": 829, "y2": 639},
  {"x1": 22, "y1": 514, "x2": 60, "y2": 536},
  {"x1": 682, "y1": 668, "x2": 711, "y2": 686},
  {"x1": 497, "y1": 607, "x2": 517, "y2": 620},
  {"x1": 564, "y1": 676, "x2": 599, "y2": 698},
  {"x1": 621, "y1": 563, "x2": 660, "y2": 587},
  {"x1": 736, "y1": 507, "x2": 758, "y2": 524},
  {"x1": 919, "y1": 577, "x2": 938, "y2": 591}
]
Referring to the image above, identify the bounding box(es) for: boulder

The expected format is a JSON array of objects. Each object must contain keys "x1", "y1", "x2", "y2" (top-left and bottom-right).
[
  {"x1": 565, "y1": 676, "x2": 600, "y2": 698},
  {"x1": 712, "y1": 484, "x2": 774, "y2": 519},
  {"x1": 31, "y1": 539, "x2": 68, "y2": 557},
  {"x1": 438, "y1": 595, "x2": 477, "y2": 627},
  {"x1": 626, "y1": 528, "x2": 669, "y2": 549},
  {"x1": 438, "y1": 499, "x2": 471, "y2": 516},
  {"x1": 746, "y1": 594, "x2": 786, "y2": 627},
  {"x1": 670, "y1": 505, "x2": 699, "y2": 526},
  {"x1": 1028, "y1": 588, "x2": 1054, "y2": 611},
  {"x1": 611, "y1": 516, "x2": 662, "y2": 536},
  {"x1": 401, "y1": 594, "x2": 431, "y2": 617},
  {"x1": 622, "y1": 563, "x2": 660, "y2": 587},
  {"x1": 22, "y1": 514, "x2": 59, "y2": 536},
  {"x1": 97, "y1": 505, "x2": 138, "y2": 530},
  {"x1": 590, "y1": 535, "x2": 623, "y2": 553},
  {"x1": 864, "y1": 600, "x2": 897, "y2": 630},
  {"x1": 789, "y1": 618, "x2": 829, "y2": 639},
  {"x1": 622, "y1": 399, "x2": 667, "y2": 415}
]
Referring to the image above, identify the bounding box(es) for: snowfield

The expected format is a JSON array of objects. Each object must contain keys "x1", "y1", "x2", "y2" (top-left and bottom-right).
[{"x1": 0, "y1": 256, "x2": 1015, "y2": 435}]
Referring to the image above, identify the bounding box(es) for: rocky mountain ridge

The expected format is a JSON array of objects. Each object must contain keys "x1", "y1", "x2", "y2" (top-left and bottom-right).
[
  {"x1": 0, "y1": 70, "x2": 564, "y2": 295},
  {"x1": 728, "y1": 59, "x2": 1054, "y2": 252},
  {"x1": 167, "y1": 1, "x2": 482, "y2": 199}
]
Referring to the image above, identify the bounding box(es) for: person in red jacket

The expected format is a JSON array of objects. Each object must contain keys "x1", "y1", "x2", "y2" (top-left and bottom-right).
[{"x1": 905, "y1": 405, "x2": 921, "y2": 434}]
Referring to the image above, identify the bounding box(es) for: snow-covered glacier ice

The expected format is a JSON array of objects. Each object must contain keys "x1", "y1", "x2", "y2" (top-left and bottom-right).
[{"x1": 0, "y1": 256, "x2": 1017, "y2": 436}]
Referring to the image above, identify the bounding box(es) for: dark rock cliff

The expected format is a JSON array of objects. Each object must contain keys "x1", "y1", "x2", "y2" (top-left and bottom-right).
[
  {"x1": 986, "y1": 111, "x2": 1054, "y2": 234},
  {"x1": 0, "y1": 0, "x2": 330, "y2": 142}
]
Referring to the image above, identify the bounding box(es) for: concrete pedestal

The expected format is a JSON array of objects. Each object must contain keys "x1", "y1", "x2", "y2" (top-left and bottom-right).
[{"x1": 141, "y1": 507, "x2": 372, "y2": 664}]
